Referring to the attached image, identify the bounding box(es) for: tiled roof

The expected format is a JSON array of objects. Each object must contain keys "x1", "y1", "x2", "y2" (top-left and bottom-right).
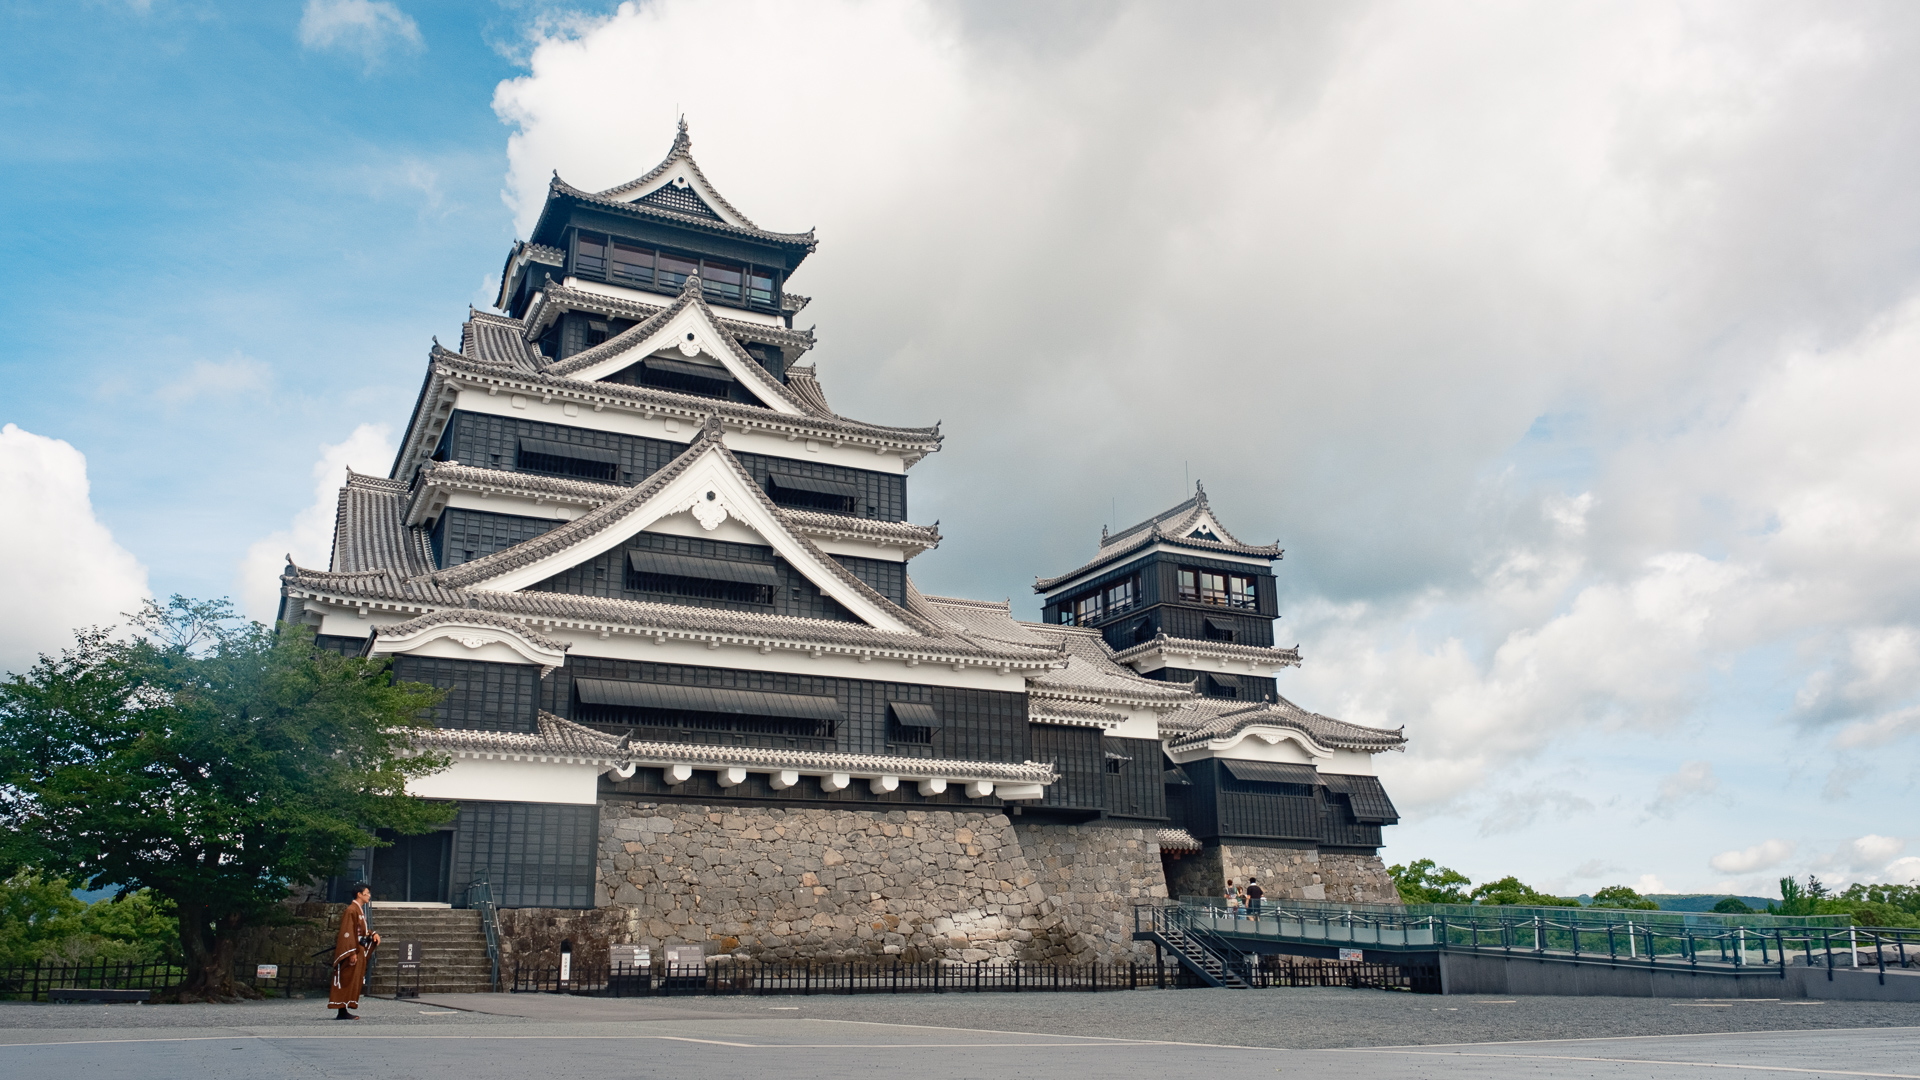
[
  {"x1": 413, "y1": 711, "x2": 623, "y2": 760},
  {"x1": 372, "y1": 608, "x2": 570, "y2": 655},
  {"x1": 288, "y1": 442, "x2": 1064, "y2": 668},
  {"x1": 782, "y1": 293, "x2": 810, "y2": 314},
  {"x1": 541, "y1": 280, "x2": 816, "y2": 420},
  {"x1": 524, "y1": 282, "x2": 816, "y2": 353},
  {"x1": 1110, "y1": 632, "x2": 1304, "y2": 671},
  {"x1": 922, "y1": 596, "x2": 1057, "y2": 649},
  {"x1": 1025, "y1": 627, "x2": 1196, "y2": 705},
  {"x1": 1035, "y1": 484, "x2": 1281, "y2": 592},
  {"x1": 424, "y1": 350, "x2": 941, "y2": 453},
  {"x1": 461, "y1": 311, "x2": 543, "y2": 371},
  {"x1": 1027, "y1": 697, "x2": 1124, "y2": 727},
  {"x1": 414, "y1": 710, "x2": 1058, "y2": 785},
  {"x1": 591, "y1": 120, "x2": 772, "y2": 236},
  {"x1": 613, "y1": 727, "x2": 1059, "y2": 785},
  {"x1": 1162, "y1": 695, "x2": 1405, "y2": 753},
  {"x1": 330, "y1": 472, "x2": 435, "y2": 577},
  {"x1": 423, "y1": 429, "x2": 936, "y2": 636},
  {"x1": 784, "y1": 365, "x2": 833, "y2": 416},
  {"x1": 548, "y1": 175, "x2": 815, "y2": 250},
  {"x1": 1157, "y1": 828, "x2": 1202, "y2": 853}
]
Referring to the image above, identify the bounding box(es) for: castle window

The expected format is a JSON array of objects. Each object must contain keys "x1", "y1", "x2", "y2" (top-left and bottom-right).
[
  {"x1": 1072, "y1": 593, "x2": 1103, "y2": 626},
  {"x1": 611, "y1": 242, "x2": 653, "y2": 285},
  {"x1": 886, "y1": 701, "x2": 941, "y2": 746},
  {"x1": 747, "y1": 267, "x2": 775, "y2": 306},
  {"x1": 515, "y1": 437, "x2": 619, "y2": 482},
  {"x1": 624, "y1": 550, "x2": 778, "y2": 605},
  {"x1": 583, "y1": 320, "x2": 609, "y2": 348},
  {"x1": 656, "y1": 251, "x2": 697, "y2": 288},
  {"x1": 1178, "y1": 567, "x2": 1259, "y2": 609},
  {"x1": 701, "y1": 260, "x2": 744, "y2": 303},
  {"x1": 1203, "y1": 618, "x2": 1236, "y2": 643},
  {"x1": 574, "y1": 231, "x2": 607, "y2": 276},
  {"x1": 1104, "y1": 750, "x2": 1130, "y2": 775}
]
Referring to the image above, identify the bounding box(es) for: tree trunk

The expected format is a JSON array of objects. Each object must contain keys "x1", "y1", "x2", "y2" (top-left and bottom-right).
[{"x1": 174, "y1": 902, "x2": 255, "y2": 1001}]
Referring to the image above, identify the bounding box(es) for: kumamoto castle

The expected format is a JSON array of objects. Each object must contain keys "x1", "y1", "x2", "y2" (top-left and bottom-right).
[{"x1": 279, "y1": 123, "x2": 1408, "y2": 973}]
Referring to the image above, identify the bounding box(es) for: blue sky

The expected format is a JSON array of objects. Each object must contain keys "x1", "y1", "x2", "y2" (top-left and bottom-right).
[{"x1": 5, "y1": 0, "x2": 1919, "y2": 899}]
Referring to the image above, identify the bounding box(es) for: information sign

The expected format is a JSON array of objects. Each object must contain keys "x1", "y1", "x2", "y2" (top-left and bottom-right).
[{"x1": 1337, "y1": 948, "x2": 1364, "y2": 962}]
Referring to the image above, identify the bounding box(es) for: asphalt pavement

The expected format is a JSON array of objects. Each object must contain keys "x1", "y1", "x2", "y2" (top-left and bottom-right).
[{"x1": 0, "y1": 989, "x2": 1912, "y2": 1079}]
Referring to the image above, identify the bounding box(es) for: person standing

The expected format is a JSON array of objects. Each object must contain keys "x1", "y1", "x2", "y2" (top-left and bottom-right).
[
  {"x1": 1224, "y1": 880, "x2": 1238, "y2": 911},
  {"x1": 1246, "y1": 878, "x2": 1265, "y2": 916},
  {"x1": 330, "y1": 882, "x2": 380, "y2": 1020}
]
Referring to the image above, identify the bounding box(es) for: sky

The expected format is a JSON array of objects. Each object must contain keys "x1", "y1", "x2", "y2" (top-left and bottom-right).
[{"x1": 4, "y1": 0, "x2": 1919, "y2": 900}]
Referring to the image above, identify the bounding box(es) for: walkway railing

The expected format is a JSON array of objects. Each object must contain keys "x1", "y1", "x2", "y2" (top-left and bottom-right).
[
  {"x1": 465, "y1": 879, "x2": 503, "y2": 991},
  {"x1": 514, "y1": 960, "x2": 1188, "y2": 995},
  {"x1": 1176, "y1": 898, "x2": 1920, "y2": 982}
]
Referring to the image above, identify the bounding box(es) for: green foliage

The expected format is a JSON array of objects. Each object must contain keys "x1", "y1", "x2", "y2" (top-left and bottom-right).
[
  {"x1": 0, "y1": 596, "x2": 452, "y2": 998},
  {"x1": 0, "y1": 872, "x2": 180, "y2": 965},
  {"x1": 1588, "y1": 884, "x2": 1661, "y2": 910},
  {"x1": 1388, "y1": 859, "x2": 1472, "y2": 904},
  {"x1": 1711, "y1": 896, "x2": 1755, "y2": 914},
  {"x1": 1470, "y1": 875, "x2": 1581, "y2": 907},
  {"x1": 1770, "y1": 875, "x2": 1818, "y2": 916}
]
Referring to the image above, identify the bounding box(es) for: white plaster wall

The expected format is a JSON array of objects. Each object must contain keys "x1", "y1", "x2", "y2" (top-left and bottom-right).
[
  {"x1": 556, "y1": 632, "x2": 1034, "y2": 691},
  {"x1": 409, "y1": 756, "x2": 601, "y2": 805}
]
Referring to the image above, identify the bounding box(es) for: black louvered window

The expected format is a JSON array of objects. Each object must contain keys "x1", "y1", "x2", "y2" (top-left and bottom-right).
[
  {"x1": 624, "y1": 549, "x2": 777, "y2": 605},
  {"x1": 766, "y1": 472, "x2": 860, "y2": 515},
  {"x1": 515, "y1": 437, "x2": 619, "y2": 482}
]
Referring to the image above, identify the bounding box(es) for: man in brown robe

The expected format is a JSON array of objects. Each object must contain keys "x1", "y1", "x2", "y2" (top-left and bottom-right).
[{"x1": 330, "y1": 882, "x2": 380, "y2": 1019}]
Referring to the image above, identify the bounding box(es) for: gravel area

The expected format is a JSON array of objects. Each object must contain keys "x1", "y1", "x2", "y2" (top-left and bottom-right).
[{"x1": 1, "y1": 988, "x2": 1914, "y2": 1048}]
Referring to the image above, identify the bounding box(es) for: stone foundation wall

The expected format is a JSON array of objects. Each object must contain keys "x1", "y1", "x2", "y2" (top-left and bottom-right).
[
  {"x1": 1162, "y1": 844, "x2": 1401, "y2": 904},
  {"x1": 496, "y1": 801, "x2": 1168, "y2": 969}
]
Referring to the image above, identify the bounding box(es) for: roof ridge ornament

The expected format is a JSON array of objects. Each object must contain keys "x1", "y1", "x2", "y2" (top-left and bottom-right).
[{"x1": 674, "y1": 115, "x2": 691, "y2": 154}]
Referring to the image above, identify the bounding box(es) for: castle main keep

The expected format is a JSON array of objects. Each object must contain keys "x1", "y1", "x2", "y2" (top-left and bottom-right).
[{"x1": 280, "y1": 123, "x2": 1405, "y2": 965}]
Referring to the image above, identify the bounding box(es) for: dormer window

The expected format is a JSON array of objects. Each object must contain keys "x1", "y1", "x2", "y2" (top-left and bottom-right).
[{"x1": 515, "y1": 437, "x2": 619, "y2": 482}]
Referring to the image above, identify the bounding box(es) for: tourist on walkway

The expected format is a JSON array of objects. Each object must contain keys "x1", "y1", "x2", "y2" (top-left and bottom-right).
[
  {"x1": 1246, "y1": 878, "x2": 1264, "y2": 915},
  {"x1": 1224, "y1": 880, "x2": 1239, "y2": 911},
  {"x1": 330, "y1": 882, "x2": 380, "y2": 1020}
]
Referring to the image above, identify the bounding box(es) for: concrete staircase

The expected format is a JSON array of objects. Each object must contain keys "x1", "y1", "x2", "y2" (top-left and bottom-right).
[{"x1": 363, "y1": 907, "x2": 497, "y2": 995}]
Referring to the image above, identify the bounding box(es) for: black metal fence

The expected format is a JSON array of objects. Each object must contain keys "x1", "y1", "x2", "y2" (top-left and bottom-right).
[
  {"x1": 513, "y1": 960, "x2": 1210, "y2": 996},
  {"x1": 1251, "y1": 955, "x2": 1441, "y2": 993},
  {"x1": 0, "y1": 962, "x2": 187, "y2": 1002}
]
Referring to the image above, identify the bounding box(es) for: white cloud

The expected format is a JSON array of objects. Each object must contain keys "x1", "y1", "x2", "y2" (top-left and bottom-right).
[
  {"x1": 298, "y1": 0, "x2": 423, "y2": 64},
  {"x1": 235, "y1": 424, "x2": 394, "y2": 623},
  {"x1": 1710, "y1": 839, "x2": 1796, "y2": 874},
  {"x1": 1884, "y1": 857, "x2": 1920, "y2": 885},
  {"x1": 480, "y1": 0, "x2": 1920, "y2": 891},
  {"x1": 1634, "y1": 874, "x2": 1669, "y2": 895},
  {"x1": 1649, "y1": 761, "x2": 1720, "y2": 818},
  {"x1": 0, "y1": 425, "x2": 149, "y2": 674}
]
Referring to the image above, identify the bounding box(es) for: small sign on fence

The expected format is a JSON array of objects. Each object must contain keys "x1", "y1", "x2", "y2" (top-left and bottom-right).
[
  {"x1": 256, "y1": 964, "x2": 278, "y2": 980},
  {"x1": 610, "y1": 944, "x2": 650, "y2": 968},
  {"x1": 1337, "y1": 948, "x2": 1364, "y2": 963},
  {"x1": 664, "y1": 944, "x2": 704, "y2": 967}
]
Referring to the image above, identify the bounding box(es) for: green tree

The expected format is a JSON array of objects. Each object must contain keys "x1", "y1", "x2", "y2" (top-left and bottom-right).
[
  {"x1": 0, "y1": 873, "x2": 179, "y2": 965},
  {"x1": 1711, "y1": 896, "x2": 1755, "y2": 914},
  {"x1": 0, "y1": 597, "x2": 451, "y2": 1000},
  {"x1": 1589, "y1": 884, "x2": 1660, "y2": 910},
  {"x1": 1388, "y1": 859, "x2": 1472, "y2": 904},
  {"x1": 1470, "y1": 875, "x2": 1581, "y2": 907}
]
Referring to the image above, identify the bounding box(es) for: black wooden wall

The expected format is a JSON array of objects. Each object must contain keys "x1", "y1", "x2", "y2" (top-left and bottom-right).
[
  {"x1": 432, "y1": 509, "x2": 561, "y2": 568},
  {"x1": 392, "y1": 656, "x2": 541, "y2": 733},
  {"x1": 451, "y1": 800, "x2": 597, "y2": 909},
  {"x1": 545, "y1": 657, "x2": 1032, "y2": 762},
  {"x1": 1101, "y1": 735, "x2": 1168, "y2": 822},
  {"x1": 527, "y1": 531, "x2": 858, "y2": 622}
]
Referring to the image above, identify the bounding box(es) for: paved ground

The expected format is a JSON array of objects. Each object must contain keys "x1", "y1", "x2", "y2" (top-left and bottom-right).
[{"x1": 0, "y1": 990, "x2": 1914, "y2": 1079}]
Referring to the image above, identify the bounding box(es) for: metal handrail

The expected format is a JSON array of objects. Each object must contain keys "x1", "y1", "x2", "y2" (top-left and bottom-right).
[
  {"x1": 465, "y1": 879, "x2": 503, "y2": 992},
  {"x1": 1175, "y1": 898, "x2": 1918, "y2": 977}
]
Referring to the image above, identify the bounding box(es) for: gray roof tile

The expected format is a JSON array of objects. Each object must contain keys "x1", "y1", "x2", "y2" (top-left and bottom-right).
[{"x1": 1162, "y1": 695, "x2": 1405, "y2": 753}]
